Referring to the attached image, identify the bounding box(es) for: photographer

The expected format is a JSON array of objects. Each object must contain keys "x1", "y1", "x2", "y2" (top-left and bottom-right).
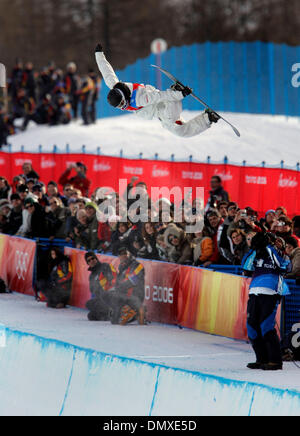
[
  {"x1": 205, "y1": 176, "x2": 229, "y2": 211},
  {"x1": 85, "y1": 252, "x2": 116, "y2": 321},
  {"x1": 242, "y1": 232, "x2": 291, "y2": 371}
]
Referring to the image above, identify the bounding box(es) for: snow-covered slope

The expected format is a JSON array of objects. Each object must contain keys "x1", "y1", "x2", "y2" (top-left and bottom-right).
[{"x1": 7, "y1": 111, "x2": 300, "y2": 167}]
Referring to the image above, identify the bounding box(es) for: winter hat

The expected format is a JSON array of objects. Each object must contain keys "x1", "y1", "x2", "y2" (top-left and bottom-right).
[
  {"x1": 265, "y1": 209, "x2": 275, "y2": 218},
  {"x1": 85, "y1": 202, "x2": 98, "y2": 211},
  {"x1": 275, "y1": 206, "x2": 287, "y2": 216},
  {"x1": 107, "y1": 88, "x2": 126, "y2": 108},
  {"x1": 24, "y1": 197, "x2": 36, "y2": 207}
]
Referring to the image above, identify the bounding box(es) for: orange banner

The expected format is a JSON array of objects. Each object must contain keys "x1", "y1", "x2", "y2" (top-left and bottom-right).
[{"x1": 177, "y1": 267, "x2": 250, "y2": 340}]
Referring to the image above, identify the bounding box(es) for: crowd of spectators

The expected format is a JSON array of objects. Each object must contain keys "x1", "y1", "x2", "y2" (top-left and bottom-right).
[
  {"x1": 0, "y1": 59, "x2": 101, "y2": 147},
  {"x1": 0, "y1": 166, "x2": 300, "y2": 280}
]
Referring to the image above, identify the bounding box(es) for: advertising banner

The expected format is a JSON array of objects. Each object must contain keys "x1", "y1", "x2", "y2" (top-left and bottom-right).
[
  {"x1": 5, "y1": 236, "x2": 36, "y2": 295},
  {"x1": 0, "y1": 151, "x2": 299, "y2": 216}
]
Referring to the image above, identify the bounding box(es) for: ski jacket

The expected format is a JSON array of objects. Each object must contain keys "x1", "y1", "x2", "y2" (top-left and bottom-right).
[
  {"x1": 50, "y1": 257, "x2": 73, "y2": 290},
  {"x1": 95, "y1": 52, "x2": 184, "y2": 123},
  {"x1": 242, "y1": 245, "x2": 291, "y2": 295},
  {"x1": 116, "y1": 256, "x2": 145, "y2": 302},
  {"x1": 88, "y1": 261, "x2": 116, "y2": 298}
]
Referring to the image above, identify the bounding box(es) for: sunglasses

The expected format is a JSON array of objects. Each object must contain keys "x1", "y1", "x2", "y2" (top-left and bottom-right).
[
  {"x1": 86, "y1": 257, "x2": 96, "y2": 264},
  {"x1": 25, "y1": 204, "x2": 34, "y2": 209}
]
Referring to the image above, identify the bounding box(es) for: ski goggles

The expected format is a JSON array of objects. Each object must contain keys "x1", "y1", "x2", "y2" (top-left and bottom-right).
[{"x1": 116, "y1": 89, "x2": 129, "y2": 110}]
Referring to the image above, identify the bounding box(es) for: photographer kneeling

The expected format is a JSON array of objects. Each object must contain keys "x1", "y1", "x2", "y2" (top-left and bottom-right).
[{"x1": 242, "y1": 232, "x2": 291, "y2": 371}]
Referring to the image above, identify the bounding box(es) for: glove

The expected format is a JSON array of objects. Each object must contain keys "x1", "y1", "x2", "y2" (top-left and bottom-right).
[
  {"x1": 205, "y1": 108, "x2": 220, "y2": 123},
  {"x1": 171, "y1": 83, "x2": 192, "y2": 98},
  {"x1": 95, "y1": 43, "x2": 103, "y2": 53}
]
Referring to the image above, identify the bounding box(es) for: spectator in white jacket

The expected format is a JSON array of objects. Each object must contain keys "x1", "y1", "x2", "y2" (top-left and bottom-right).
[{"x1": 94, "y1": 44, "x2": 219, "y2": 138}]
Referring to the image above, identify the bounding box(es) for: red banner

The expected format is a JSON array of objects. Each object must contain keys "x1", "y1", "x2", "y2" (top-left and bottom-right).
[
  {"x1": 0, "y1": 151, "x2": 299, "y2": 216},
  {"x1": 3, "y1": 236, "x2": 36, "y2": 295}
]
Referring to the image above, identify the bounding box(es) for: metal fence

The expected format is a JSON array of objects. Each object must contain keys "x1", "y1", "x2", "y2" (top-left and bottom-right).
[{"x1": 97, "y1": 41, "x2": 300, "y2": 119}]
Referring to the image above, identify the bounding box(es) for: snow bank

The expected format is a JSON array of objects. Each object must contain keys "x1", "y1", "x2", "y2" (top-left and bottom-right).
[
  {"x1": 1, "y1": 326, "x2": 300, "y2": 416},
  {"x1": 7, "y1": 112, "x2": 300, "y2": 168}
]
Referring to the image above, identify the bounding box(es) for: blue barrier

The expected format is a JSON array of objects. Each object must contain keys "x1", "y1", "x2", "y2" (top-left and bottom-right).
[{"x1": 97, "y1": 41, "x2": 300, "y2": 119}]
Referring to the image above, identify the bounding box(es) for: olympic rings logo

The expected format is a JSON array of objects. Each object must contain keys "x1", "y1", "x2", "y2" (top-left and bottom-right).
[{"x1": 15, "y1": 250, "x2": 29, "y2": 280}]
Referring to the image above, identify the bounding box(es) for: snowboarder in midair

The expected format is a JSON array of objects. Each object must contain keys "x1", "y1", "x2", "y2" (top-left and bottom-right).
[{"x1": 94, "y1": 44, "x2": 219, "y2": 138}]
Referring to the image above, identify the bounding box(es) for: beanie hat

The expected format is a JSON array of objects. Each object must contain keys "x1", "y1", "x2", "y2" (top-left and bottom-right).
[{"x1": 265, "y1": 209, "x2": 275, "y2": 218}]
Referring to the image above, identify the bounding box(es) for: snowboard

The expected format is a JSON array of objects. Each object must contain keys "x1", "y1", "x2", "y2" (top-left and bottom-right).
[{"x1": 151, "y1": 64, "x2": 241, "y2": 137}]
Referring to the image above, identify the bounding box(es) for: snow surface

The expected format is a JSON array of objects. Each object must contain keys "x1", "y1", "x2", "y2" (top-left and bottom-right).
[
  {"x1": 6, "y1": 111, "x2": 300, "y2": 168},
  {"x1": 1, "y1": 293, "x2": 299, "y2": 394}
]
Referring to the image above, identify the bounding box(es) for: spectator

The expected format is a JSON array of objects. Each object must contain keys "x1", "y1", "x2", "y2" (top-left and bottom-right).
[
  {"x1": 218, "y1": 201, "x2": 238, "y2": 263},
  {"x1": 43, "y1": 248, "x2": 73, "y2": 309},
  {"x1": 140, "y1": 222, "x2": 159, "y2": 260},
  {"x1": 164, "y1": 223, "x2": 192, "y2": 265},
  {"x1": 110, "y1": 247, "x2": 146, "y2": 325},
  {"x1": 73, "y1": 209, "x2": 91, "y2": 249},
  {"x1": 49, "y1": 93, "x2": 72, "y2": 126},
  {"x1": 84, "y1": 251, "x2": 116, "y2": 321},
  {"x1": 60, "y1": 183, "x2": 74, "y2": 206},
  {"x1": 285, "y1": 236, "x2": 300, "y2": 280},
  {"x1": 0, "y1": 104, "x2": 15, "y2": 148},
  {"x1": 22, "y1": 61, "x2": 36, "y2": 102},
  {"x1": 85, "y1": 202, "x2": 100, "y2": 250},
  {"x1": 58, "y1": 162, "x2": 91, "y2": 197},
  {"x1": 275, "y1": 206, "x2": 287, "y2": 219},
  {"x1": 23, "y1": 196, "x2": 48, "y2": 238},
  {"x1": 192, "y1": 228, "x2": 214, "y2": 267},
  {"x1": 22, "y1": 93, "x2": 54, "y2": 131},
  {"x1": 262, "y1": 209, "x2": 276, "y2": 231},
  {"x1": 32, "y1": 183, "x2": 49, "y2": 207},
  {"x1": 292, "y1": 216, "x2": 300, "y2": 238},
  {"x1": 217, "y1": 201, "x2": 229, "y2": 219},
  {"x1": 111, "y1": 221, "x2": 131, "y2": 255},
  {"x1": 272, "y1": 215, "x2": 300, "y2": 246},
  {"x1": 46, "y1": 196, "x2": 70, "y2": 239},
  {"x1": 64, "y1": 62, "x2": 80, "y2": 119},
  {"x1": 0, "y1": 176, "x2": 12, "y2": 199},
  {"x1": 229, "y1": 228, "x2": 250, "y2": 265},
  {"x1": 205, "y1": 175, "x2": 230, "y2": 210},
  {"x1": 20, "y1": 161, "x2": 39, "y2": 183},
  {"x1": 12, "y1": 87, "x2": 35, "y2": 121},
  {"x1": 78, "y1": 74, "x2": 94, "y2": 125},
  {"x1": 88, "y1": 69, "x2": 101, "y2": 123},
  {"x1": 65, "y1": 198, "x2": 79, "y2": 243},
  {"x1": 156, "y1": 233, "x2": 171, "y2": 261},
  {"x1": 17, "y1": 184, "x2": 29, "y2": 204},
  {"x1": 12, "y1": 175, "x2": 25, "y2": 193},
  {"x1": 6, "y1": 193, "x2": 23, "y2": 235},
  {"x1": 205, "y1": 209, "x2": 224, "y2": 265}
]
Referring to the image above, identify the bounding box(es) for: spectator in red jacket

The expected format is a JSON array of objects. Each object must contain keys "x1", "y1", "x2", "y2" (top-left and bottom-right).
[{"x1": 58, "y1": 162, "x2": 91, "y2": 197}]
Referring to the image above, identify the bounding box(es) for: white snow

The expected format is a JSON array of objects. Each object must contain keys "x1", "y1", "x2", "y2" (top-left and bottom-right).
[
  {"x1": 2, "y1": 111, "x2": 300, "y2": 414},
  {"x1": 7, "y1": 111, "x2": 300, "y2": 168},
  {"x1": 0, "y1": 293, "x2": 299, "y2": 394}
]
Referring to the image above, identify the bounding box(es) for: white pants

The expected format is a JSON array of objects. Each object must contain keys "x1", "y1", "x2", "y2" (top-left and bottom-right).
[{"x1": 161, "y1": 112, "x2": 211, "y2": 138}]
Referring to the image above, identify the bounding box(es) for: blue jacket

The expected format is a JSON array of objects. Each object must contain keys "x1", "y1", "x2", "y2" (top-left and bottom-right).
[{"x1": 242, "y1": 245, "x2": 291, "y2": 295}]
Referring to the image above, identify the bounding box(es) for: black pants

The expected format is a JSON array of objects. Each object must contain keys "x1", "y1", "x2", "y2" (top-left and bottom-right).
[
  {"x1": 86, "y1": 295, "x2": 111, "y2": 321},
  {"x1": 247, "y1": 294, "x2": 282, "y2": 364},
  {"x1": 108, "y1": 291, "x2": 143, "y2": 324}
]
